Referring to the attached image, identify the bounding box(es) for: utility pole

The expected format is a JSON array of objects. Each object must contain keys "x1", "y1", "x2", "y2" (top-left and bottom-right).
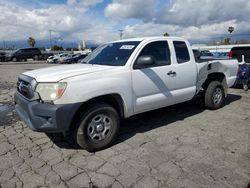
[
  {"x1": 3, "y1": 40, "x2": 5, "y2": 49},
  {"x1": 228, "y1": 26, "x2": 234, "y2": 44},
  {"x1": 119, "y1": 30, "x2": 123, "y2": 40},
  {"x1": 49, "y1": 29, "x2": 53, "y2": 48}
]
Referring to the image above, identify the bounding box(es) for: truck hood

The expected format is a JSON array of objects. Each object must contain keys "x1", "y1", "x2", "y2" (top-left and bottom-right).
[{"x1": 23, "y1": 64, "x2": 117, "y2": 82}]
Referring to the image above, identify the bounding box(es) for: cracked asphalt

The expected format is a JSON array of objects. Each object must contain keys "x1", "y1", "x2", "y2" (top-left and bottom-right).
[{"x1": 0, "y1": 61, "x2": 249, "y2": 188}]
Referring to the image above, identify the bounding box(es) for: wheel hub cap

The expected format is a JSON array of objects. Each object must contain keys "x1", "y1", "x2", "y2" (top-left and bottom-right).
[
  {"x1": 96, "y1": 124, "x2": 104, "y2": 132},
  {"x1": 87, "y1": 114, "x2": 112, "y2": 142},
  {"x1": 213, "y1": 88, "x2": 222, "y2": 105}
]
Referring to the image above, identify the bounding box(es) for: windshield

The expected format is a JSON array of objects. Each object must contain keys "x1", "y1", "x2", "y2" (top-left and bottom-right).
[
  {"x1": 8, "y1": 49, "x2": 19, "y2": 55},
  {"x1": 82, "y1": 41, "x2": 140, "y2": 66}
]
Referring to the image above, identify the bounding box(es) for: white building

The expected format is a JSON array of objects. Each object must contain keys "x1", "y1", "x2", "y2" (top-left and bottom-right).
[{"x1": 192, "y1": 44, "x2": 250, "y2": 53}]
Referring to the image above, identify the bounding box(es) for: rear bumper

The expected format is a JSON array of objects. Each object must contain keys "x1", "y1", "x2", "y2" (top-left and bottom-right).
[{"x1": 14, "y1": 91, "x2": 81, "y2": 133}]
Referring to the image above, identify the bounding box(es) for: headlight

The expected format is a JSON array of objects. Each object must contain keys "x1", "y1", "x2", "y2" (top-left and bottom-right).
[{"x1": 35, "y1": 82, "x2": 67, "y2": 102}]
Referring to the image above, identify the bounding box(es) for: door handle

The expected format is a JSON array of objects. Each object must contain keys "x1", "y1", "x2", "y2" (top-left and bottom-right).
[{"x1": 167, "y1": 71, "x2": 176, "y2": 76}]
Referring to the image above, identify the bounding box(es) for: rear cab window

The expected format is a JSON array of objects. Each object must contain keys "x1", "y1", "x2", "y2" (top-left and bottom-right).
[{"x1": 173, "y1": 41, "x2": 190, "y2": 64}]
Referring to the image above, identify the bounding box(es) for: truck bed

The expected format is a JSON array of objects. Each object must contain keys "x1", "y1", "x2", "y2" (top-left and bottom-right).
[{"x1": 196, "y1": 59, "x2": 238, "y2": 93}]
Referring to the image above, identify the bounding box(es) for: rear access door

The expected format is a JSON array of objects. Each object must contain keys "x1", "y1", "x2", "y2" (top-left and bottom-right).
[{"x1": 170, "y1": 40, "x2": 197, "y2": 102}]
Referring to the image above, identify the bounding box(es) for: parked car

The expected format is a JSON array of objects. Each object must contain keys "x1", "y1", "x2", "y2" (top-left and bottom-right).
[
  {"x1": 229, "y1": 46, "x2": 250, "y2": 63},
  {"x1": 60, "y1": 53, "x2": 87, "y2": 64},
  {"x1": 46, "y1": 56, "x2": 56, "y2": 64},
  {"x1": 218, "y1": 52, "x2": 229, "y2": 59},
  {"x1": 199, "y1": 51, "x2": 214, "y2": 59},
  {"x1": 234, "y1": 63, "x2": 250, "y2": 91},
  {"x1": 0, "y1": 52, "x2": 6, "y2": 62},
  {"x1": 47, "y1": 53, "x2": 68, "y2": 64},
  {"x1": 229, "y1": 46, "x2": 250, "y2": 90},
  {"x1": 192, "y1": 49, "x2": 201, "y2": 61},
  {"x1": 15, "y1": 36, "x2": 238, "y2": 152},
  {"x1": 41, "y1": 52, "x2": 54, "y2": 60},
  {"x1": 58, "y1": 54, "x2": 75, "y2": 64},
  {"x1": 57, "y1": 53, "x2": 71, "y2": 64},
  {"x1": 5, "y1": 48, "x2": 42, "y2": 62}
]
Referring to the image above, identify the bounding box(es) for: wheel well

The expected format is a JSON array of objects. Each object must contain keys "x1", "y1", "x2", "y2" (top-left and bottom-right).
[
  {"x1": 69, "y1": 94, "x2": 125, "y2": 131},
  {"x1": 202, "y1": 72, "x2": 226, "y2": 90}
]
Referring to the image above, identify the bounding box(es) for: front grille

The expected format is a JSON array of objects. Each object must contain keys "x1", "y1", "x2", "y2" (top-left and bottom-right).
[{"x1": 17, "y1": 79, "x2": 34, "y2": 99}]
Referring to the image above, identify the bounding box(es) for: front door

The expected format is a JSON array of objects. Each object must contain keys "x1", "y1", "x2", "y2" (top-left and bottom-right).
[{"x1": 132, "y1": 40, "x2": 177, "y2": 114}]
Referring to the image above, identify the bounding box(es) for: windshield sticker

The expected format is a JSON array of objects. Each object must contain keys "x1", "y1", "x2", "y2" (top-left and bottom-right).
[{"x1": 120, "y1": 45, "x2": 135, "y2": 50}]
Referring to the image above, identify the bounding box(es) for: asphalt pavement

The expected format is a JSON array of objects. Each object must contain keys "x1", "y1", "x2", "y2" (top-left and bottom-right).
[{"x1": 0, "y1": 61, "x2": 249, "y2": 188}]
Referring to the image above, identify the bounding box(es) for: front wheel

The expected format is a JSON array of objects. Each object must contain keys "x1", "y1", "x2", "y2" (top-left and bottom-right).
[
  {"x1": 34, "y1": 55, "x2": 39, "y2": 60},
  {"x1": 12, "y1": 57, "x2": 17, "y2": 62},
  {"x1": 204, "y1": 81, "x2": 225, "y2": 110},
  {"x1": 75, "y1": 104, "x2": 120, "y2": 152}
]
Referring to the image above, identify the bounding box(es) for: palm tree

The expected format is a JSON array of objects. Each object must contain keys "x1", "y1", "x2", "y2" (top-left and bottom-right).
[
  {"x1": 228, "y1": 26, "x2": 234, "y2": 34},
  {"x1": 27, "y1": 37, "x2": 36, "y2": 47},
  {"x1": 163, "y1": 32, "x2": 170, "y2": 36},
  {"x1": 227, "y1": 27, "x2": 234, "y2": 45}
]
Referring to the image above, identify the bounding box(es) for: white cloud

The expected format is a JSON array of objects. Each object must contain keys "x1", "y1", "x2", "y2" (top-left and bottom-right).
[
  {"x1": 105, "y1": 0, "x2": 156, "y2": 21},
  {"x1": 0, "y1": 0, "x2": 250, "y2": 46},
  {"x1": 104, "y1": 0, "x2": 250, "y2": 43},
  {"x1": 105, "y1": 0, "x2": 250, "y2": 26},
  {"x1": 157, "y1": 0, "x2": 250, "y2": 26},
  {"x1": 0, "y1": 0, "x2": 109, "y2": 43},
  {"x1": 122, "y1": 20, "x2": 250, "y2": 42},
  {"x1": 67, "y1": 0, "x2": 103, "y2": 7}
]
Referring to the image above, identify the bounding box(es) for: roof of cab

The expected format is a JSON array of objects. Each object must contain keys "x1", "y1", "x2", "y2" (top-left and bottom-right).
[{"x1": 110, "y1": 36, "x2": 186, "y2": 43}]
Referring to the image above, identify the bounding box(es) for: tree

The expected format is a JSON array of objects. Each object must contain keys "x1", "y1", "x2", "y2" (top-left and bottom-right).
[
  {"x1": 223, "y1": 38, "x2": 231, "y2": 45},
  {"x1": 228, "y1": 26, "x2": 234, "y2": 34},
  {"x1": 27, "y1": 37, "x2": 36, "y2": 47},
  {"x1": 163, "y1": 32, "x2": 170, "y2": 36},
  {"x1": 51, "y1": 45, "x2": 64, "y2": 51},
  {"x1": 236, "y1": 39, "x2": 250, "y2": 44}
]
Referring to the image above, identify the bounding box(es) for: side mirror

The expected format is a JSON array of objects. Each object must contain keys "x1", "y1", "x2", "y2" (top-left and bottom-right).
[{"x1": 134, "y1": 55, "x2": 155, "y2": 69}]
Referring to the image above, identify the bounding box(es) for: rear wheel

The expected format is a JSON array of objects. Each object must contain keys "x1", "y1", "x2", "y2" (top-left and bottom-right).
[
  {"x1": 74, "y1": 103, "x2": 120, "y2": 152},
  {"x1": 204, "y1": 81, "x2": 225, "y2": 110}
]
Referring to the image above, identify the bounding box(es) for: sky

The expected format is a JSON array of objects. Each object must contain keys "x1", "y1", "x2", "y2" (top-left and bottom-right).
[{"x1": 0, "y1": 0, "x2": 250, "y2": 47}]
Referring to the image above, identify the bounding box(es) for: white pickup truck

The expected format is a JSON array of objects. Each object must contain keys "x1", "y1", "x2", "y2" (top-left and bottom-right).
[{"x1": 15, "y1": 37, "x2": 238, "y2": 151}]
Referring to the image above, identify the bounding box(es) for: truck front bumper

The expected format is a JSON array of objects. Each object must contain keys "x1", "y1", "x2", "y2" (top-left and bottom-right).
[{"x1": 14, "y1": 91, "x2": 81, "y2": 133}]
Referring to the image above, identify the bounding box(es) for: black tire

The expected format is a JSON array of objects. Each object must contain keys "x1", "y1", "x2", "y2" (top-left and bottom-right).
[
  {"x1": 12, "y1": 57, "x2": 17, "y2": 62},
  {"x1": 75, "y1": 103, "x2": 120, "y2": 152},
  {"x1": 243, "y1": 84, "x2": 248, "y2": 91},
  {"x1": 34, "y1": 55, "x2": 38, "y2": 60},
  {"x1": 204, "y1": 81, "x2": 225, "y2": 110}
]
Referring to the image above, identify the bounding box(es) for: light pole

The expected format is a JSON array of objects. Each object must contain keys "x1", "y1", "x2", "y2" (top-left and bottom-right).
[
  {"x1": 49, "y1": 29, "x2": 57, "y2": 48},
  {"x1": 119, "y1": 30, "x2": 123, "y2": 40},
  {"x1": 228, "y1": 26, "x2": 234, "y2": 44},
  {"x1": 49, "y1": 29, "x2": 52, "y2": 48},
  {"x1": 3, "y1": 40, "x2": 5, "y2": 50}
]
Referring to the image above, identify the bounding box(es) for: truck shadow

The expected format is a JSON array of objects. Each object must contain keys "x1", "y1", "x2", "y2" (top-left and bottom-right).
[
  {"x1": 46, "y1": 93, "x2": 241, "y2": 150},
  {"x1": 117, "y1": 93, "x2": 241, "y2": 143}
]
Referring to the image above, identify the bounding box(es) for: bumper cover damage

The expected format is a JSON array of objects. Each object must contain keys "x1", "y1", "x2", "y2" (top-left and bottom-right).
[{"x1": 14, "y1": 91, "x2": 80, "y2": 133}]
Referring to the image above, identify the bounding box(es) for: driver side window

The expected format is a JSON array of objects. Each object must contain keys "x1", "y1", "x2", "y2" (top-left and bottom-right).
[{"x1": 134, "y1": 41, "x2": 171, "y2": 69}]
